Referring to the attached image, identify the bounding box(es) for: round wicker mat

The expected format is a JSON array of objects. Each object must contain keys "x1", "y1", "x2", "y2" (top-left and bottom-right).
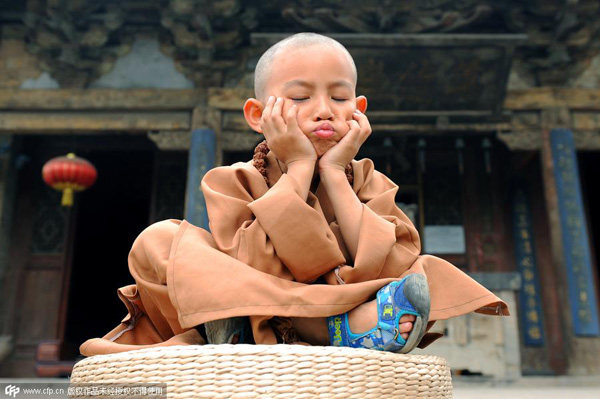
[{"x1": 69, "y1": 344, "x2": 452, "y2": 398}]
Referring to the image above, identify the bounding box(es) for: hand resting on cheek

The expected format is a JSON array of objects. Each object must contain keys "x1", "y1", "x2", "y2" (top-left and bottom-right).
[
  {"x1": 318, "y1": 109, "x2": 372, "y2": 173},
  {"x1": 260, "y1": 96, "x2": 317, "y2": 167}
]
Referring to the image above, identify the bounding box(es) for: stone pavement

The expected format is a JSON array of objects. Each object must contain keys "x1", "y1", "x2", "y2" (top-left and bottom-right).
[{"x1": 453, "y1": 376, "x2": 600, "y2": 399}]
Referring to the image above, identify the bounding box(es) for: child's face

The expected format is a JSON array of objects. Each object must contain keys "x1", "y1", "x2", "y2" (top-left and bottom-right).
[{"x1": 259, "y1": 44, "x2": 366, "y2": 157}]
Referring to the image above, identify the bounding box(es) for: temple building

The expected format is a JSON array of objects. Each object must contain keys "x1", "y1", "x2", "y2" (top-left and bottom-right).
[{"x1": 0, "y1": 0, "x2": 599, "y2": 378}]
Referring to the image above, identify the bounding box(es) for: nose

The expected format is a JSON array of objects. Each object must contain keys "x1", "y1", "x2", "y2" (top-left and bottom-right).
[{"x1": 313, "y1": 97, "x2": 333, "y2": 121}]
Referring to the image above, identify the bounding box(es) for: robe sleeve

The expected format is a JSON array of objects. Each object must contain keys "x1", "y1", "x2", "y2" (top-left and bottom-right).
[
  {"x1": 201, "y1": 163, "x2": 346, "y2": 283},
  {"x1": 334, "y1": 159, "x2": 422, "y2": 284}
]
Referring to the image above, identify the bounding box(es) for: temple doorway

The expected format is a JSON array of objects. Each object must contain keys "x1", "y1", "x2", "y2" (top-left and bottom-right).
[
  {"x1": 578, "y1": 151, "x2": 600, "y2": 312},
  {"x1": 62, "y1": 145, "x2": 155, "y2": 360}
]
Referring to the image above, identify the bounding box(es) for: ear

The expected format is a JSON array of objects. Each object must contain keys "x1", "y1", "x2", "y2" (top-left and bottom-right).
[
  {"x1": 355, "y1": 95, "x2": 368, "y2": 113},
  {"x1": 243, "y1": 98, "x2": 264, "y2": 134}
]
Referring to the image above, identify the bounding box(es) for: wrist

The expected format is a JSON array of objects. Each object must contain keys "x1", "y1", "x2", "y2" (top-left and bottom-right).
[
  {"x1": 319, "y1": 164, "x2": 347, "y2": 175},
  {"x1": 286, "y1": 160, "x2": 315, "y2": 201},
  {"x1": 318, "y1": 158, "x2": 347, "y2": 173},
  {"x1": 287, "y1": 159, "x2": 316, "y2": 173},
  {"x1": 319, "y1": 167, "x2": 348, "y2": 185}
]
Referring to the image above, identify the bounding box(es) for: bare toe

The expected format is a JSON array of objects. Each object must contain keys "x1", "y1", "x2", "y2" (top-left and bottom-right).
[{"x1": 399, "y1": 321, "x2": 413, "y2": 333}]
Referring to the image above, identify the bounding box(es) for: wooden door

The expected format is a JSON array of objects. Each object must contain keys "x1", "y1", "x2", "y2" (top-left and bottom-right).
[{"x1": 1, "y1": 140, "x2": 76, "y2": 377}]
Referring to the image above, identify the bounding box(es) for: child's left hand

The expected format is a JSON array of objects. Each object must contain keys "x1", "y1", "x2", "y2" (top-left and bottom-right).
[{"x1": 318, "y1": 109, "x2": 371, "y2": 173}]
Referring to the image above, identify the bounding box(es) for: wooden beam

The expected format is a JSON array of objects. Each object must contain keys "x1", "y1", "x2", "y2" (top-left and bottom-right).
[
  {"x1": 211, "y1": 87, "x2": 600, "y2": 113},
  {"x1": 0, "y1": 112, "x2": 190, "y2": 132},
  {"x1": 208, "y1": 88, "x2": 253, "y2": 110},
  {"x1": 529, "y1": 159, "x2": 568, "y2": 374},
  {"x1": 505, "y1": 88, "x2": 600, "y2": 111},
  {"x1": 372, "y1": 123, "x2": 511, "y2": 133},
  {"x1": 222, "y1": 131, "x2": 262, "y2": 151},
  {"x1": 539, "y1": 109, "x2": 571, "y2": 372},
  {"x1": 2, "y1": 88, "x2": 600, "y2": 113},
  {"x1": 252, "y1": 33, "x2": 528, "y2": 47},
  {"x1": 0, "y1": 89, "x2": 206, "y2": 110},
  {"x1": 210, "y1": 87, "x2": 600, "y2": 113}
]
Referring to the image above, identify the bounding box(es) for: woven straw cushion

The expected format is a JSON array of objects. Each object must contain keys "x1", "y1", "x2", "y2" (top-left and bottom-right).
[{"x1": 70, "y1": 344, "x2": 452, "y2": 398}]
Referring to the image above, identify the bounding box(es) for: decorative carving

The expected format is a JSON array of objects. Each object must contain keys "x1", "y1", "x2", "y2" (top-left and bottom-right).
[
  {"x1": 277, "y1": 1, "x2": 600, "y2": 87},
  {"x1": 280, "y1": 2, "x2": 493, "y2": 34},
  {"x1": 22, "y1": 0, "x2": 131, "y2": 88},
  {"x1": 11, "y1": 0, "x2": 600, "y2": 90},
  {"x1": 496, "y1": 0, "x2": 600, "y2": 86},
  {"x1": 18, "y1": 0, "x2": 257, "y2": 89},
  {"x1": 158, "y1": 0, "x2": 259, "y2": 87}
]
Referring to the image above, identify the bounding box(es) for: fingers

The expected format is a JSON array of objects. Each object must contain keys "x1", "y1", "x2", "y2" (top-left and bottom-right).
[
  {"x1": 270, "y1": 97, "x2": 286, "y2": 131},
  {"x1": 286, "y1": 104, "x2": 299, "y2": 130},
  {"x1": 347, "y1": 120, "x2": 361, "y2": 139},
  {"x1": 259, "y1": 96, "x2": 275, "y2": 132},
  {"x1": 351, "y1": 109, "x2": 372, "y2": 145},
  {"x1": 338, "y1": 119, "x2": 361, "y2": 153},
  {"x1": 260, "y1": 96, "x2": 285, "y2": 134}
]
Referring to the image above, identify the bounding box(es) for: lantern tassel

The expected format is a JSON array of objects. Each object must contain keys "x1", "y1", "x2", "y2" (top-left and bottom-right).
[{"x1": 61, "y1": 187, "x2": 74, "y2": 207}]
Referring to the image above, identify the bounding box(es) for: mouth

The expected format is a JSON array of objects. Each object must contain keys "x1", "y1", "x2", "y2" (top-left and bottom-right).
[{"x1": 313, "y1": 123, "x2": 335, "y2": 139}]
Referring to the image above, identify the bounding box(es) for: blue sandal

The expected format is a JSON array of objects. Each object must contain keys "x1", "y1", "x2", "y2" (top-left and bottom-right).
[{"x1": 327, "y1": 274, "x2": 430, "y2": 354}]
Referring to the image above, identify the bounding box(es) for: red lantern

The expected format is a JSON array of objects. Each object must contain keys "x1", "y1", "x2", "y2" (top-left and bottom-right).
[{"x1": 42, "y1": 153, "x2": 97, "y2": 207}]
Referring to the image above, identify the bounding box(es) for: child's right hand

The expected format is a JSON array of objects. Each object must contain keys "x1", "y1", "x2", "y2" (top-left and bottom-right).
[{"x1": 260, "y1": 96, "x2": 317, "y2": 166}]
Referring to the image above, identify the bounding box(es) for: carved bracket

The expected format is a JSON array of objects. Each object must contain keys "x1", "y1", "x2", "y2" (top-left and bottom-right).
[
  {"x1": 158, "y1": 0, "x2": 259, "y2": 87},
  {"x1": 23, "y1": 0, "x2": 132, "y2": 87},
  {"x1": 280, "y1": 1, "x2": 493, "y2": 34},
  {"x1": 147, "y1": 130, "x2": 192, "y2": 151}
]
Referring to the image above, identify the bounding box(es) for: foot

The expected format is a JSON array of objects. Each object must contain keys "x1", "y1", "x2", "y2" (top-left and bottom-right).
[
  {"x1": 328, "y1": 274, "x2": 430, "y2": 353},
  {"x1": 399, "y1": 314, "x2": 417, "y2": 340},
  {"x1": 348, "y1": 300, "x2": 416, "y2": 341}
]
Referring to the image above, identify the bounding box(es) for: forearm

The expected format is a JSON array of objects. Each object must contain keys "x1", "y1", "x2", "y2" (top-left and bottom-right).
[
  {"x1": 247, "y1": 172, "x2": 345, "y2": 282},
  {"x1": 286, "y1": 160, "x2": 316, "y2": 201},
  {"x1": 320, "y1": 168, "x2": 362, "y2": 260}
]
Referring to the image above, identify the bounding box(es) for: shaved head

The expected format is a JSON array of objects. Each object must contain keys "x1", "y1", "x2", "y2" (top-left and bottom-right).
[{"x1": 254, "y1": 33, "x2": 357, "y2": 102}]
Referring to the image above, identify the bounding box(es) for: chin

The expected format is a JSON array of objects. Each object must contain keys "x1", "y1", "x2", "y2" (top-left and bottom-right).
[{"x1": 313, "y1": 142, "x2": 336, "y2": 158}]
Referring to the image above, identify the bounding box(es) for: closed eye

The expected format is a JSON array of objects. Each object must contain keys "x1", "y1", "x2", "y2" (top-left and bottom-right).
[
  {"x1": 291, "y1": 98, "x2": 308, "y2": 102},
  {"x1": 332, "y1": 98, "x2": 347, "y2": 102}
]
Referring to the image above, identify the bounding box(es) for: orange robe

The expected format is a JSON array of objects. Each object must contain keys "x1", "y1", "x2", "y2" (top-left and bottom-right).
[{"x1": 80, "y1": 151, "x2": 508, "y2": 356}]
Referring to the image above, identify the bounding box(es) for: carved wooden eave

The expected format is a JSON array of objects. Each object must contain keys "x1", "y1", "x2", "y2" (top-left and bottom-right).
[
  {"x1": 157, "y1": 0, "x2": 258, "y2": 88},
  {"x1": 22, "y1": 0, "x2": 132, "y2": 88},
  {"x1": 252, "y1": 33, "x2": 526, "y2": 121},
  {"x1": 7, "y1": 0, "x2": 600, "y2": 91},
  {"x1": 273, "y1": 0, "x2": 600, "y2": 86},
  {"x1": 277, "y1": 1, "x2": 494, "y2": 34},
  {"x1": 499, "y1": 0, "x2": 600, "y2": 86},
  {"x1": 11, "y1": 0, "x2": 257, "y2": 88}
]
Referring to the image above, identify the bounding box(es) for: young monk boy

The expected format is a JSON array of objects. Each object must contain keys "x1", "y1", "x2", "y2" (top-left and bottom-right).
[{"x1": 80, "y1": 32, "x2": 509, "y2": 357}]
